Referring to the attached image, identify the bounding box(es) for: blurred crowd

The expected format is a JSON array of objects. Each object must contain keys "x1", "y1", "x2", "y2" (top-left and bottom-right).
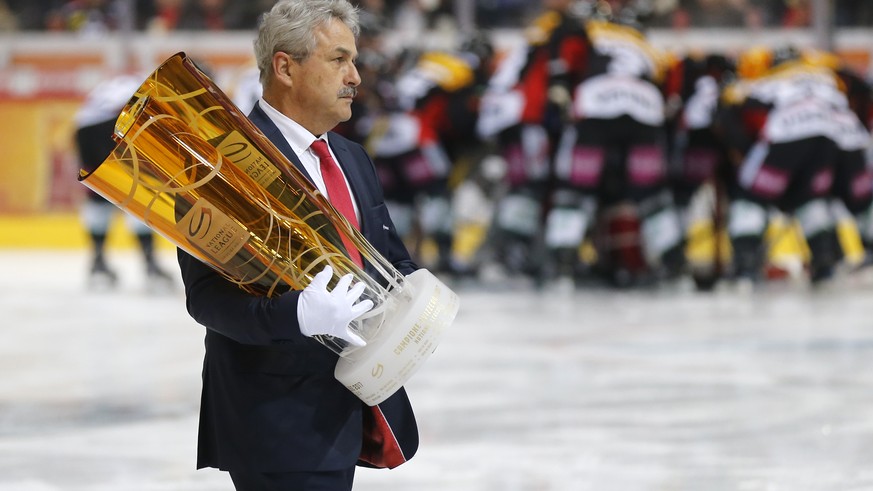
[{"x1": 2, "y1": 0, "x2": 873, "y2": 33}]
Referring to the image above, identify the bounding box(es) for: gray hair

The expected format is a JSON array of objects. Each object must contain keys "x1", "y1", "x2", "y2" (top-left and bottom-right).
[{"x1": 253, "y1": 0, "x2": 360, "y2": 86}]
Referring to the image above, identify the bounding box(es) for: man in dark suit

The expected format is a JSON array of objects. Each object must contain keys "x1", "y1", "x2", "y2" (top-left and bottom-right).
[{"x1": 177, "y1": 1, "x2": 419, "y2": 489}]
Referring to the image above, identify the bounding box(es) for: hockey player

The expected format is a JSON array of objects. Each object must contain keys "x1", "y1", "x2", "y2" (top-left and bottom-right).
[
  {"x1": 474, "y1": 0, "x2": 589, "y2": 279},
  {"x1": 830, "y1": 102, "x2": 873, "y2": 268},
  {"x1": 664, "y1": 53, "x2": 735, "y2": 233},
  {"x1": 367, "y1": 35, "x2": 493, "y2": 274},
  {"x1": 75, "y1": 72, "x2": 174, "y2": 289},
  {"x1": 544, "y1": 2, "x2": 684, "y2": 286},
  {"x1": 663, "y1": 52, "x2": 736, "y2": 287},
  {"x1": 720, "y1": 46, "x2": 854, "y2": 284},
  {"x1": 806, "y1": 49, "x2": 873, "y2": 269}
]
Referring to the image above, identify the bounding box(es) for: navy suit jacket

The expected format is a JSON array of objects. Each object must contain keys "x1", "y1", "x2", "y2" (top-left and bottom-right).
[{"x1": 177, "y1": 102, "x2": 419, "y2": 473}]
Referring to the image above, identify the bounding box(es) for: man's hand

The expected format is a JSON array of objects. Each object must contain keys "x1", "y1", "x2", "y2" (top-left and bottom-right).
[{"x1": 297, "y1": 265, "x2": 372, "y2": 347}]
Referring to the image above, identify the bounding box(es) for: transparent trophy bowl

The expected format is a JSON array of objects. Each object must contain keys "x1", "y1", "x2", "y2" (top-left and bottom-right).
[{"x1": 77, "y1": 52, "x2": 459, "y2": 406}]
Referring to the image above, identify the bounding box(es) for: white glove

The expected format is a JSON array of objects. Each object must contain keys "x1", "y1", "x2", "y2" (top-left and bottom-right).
[{"x1": 297, "y1": 265, "x2": 373, "y2": 347}]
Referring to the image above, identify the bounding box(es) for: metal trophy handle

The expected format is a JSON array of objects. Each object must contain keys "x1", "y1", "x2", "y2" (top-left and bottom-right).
[{"x1": 78, "y1": 52, "x2": 459, "y2": 406}]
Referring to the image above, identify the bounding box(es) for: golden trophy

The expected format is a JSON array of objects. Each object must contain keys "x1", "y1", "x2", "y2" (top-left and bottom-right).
[{"x1": 78, "y1": 52, "x2": 459, "y2": 406}]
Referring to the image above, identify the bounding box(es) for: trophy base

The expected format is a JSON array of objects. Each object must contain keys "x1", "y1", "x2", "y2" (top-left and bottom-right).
[{"x1": 334, "y1": 269, "x2": 459, "y2": 406}]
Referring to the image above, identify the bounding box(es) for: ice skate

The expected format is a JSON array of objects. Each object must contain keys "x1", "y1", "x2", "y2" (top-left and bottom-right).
[
  {"x1": 145, "y1": 261, "x2": 175, "y2": 293},
  {"x1": 87, "y1": 258, "x2": 119, "y2": 290}
]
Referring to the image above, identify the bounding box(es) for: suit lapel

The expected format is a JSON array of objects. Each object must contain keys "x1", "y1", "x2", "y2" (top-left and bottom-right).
[{"x1": 248, "y1": 102, "x2": 314, "y2": 183}]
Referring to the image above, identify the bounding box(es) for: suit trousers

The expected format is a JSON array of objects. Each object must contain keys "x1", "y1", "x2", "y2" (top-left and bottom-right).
[{"x1": 229, "y1": 467, "x2": 356, "y2": 491}]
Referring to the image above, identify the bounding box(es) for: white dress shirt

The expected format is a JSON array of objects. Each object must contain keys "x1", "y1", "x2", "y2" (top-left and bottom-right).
[{"x1": 257, "y1": 98, "x2": 360, "y2": 221}]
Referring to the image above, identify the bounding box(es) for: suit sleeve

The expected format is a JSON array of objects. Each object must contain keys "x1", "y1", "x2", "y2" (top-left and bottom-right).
[{"x1": 177, "y1": 249, "x2": 314, "y2": 347}]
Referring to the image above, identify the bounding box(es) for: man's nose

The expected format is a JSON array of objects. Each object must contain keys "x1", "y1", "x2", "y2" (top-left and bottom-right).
[{"x1": 347, "y1": 64, "x2": 361, "y2": 87}]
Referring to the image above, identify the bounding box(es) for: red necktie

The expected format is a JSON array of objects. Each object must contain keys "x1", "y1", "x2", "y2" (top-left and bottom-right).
[
  {"x1": 310, "y1": 139, "x2": 363, "y2": 267},
  {"x1": 312, "y1": 141, "x2": 403, "y2": 468}
]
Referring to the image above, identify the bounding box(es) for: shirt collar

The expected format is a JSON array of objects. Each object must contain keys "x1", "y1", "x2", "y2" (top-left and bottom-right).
[{"x1": 257, "y1": 97, "x2": 328, "y2": 156}]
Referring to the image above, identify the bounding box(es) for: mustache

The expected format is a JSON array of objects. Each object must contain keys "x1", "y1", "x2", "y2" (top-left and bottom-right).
[{"x1": 338, "y1": 86, "x2": 357, "y2": 98}]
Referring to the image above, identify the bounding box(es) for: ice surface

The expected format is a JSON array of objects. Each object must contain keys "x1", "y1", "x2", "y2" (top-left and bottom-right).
[{"x1": 2, "y1": 249, "x2": 873, "y2": 490}]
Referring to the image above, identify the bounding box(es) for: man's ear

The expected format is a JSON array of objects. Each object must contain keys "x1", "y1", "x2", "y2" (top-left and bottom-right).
[{"x1": 271, "y1": 51, "x2": 295, "y2": 87}]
